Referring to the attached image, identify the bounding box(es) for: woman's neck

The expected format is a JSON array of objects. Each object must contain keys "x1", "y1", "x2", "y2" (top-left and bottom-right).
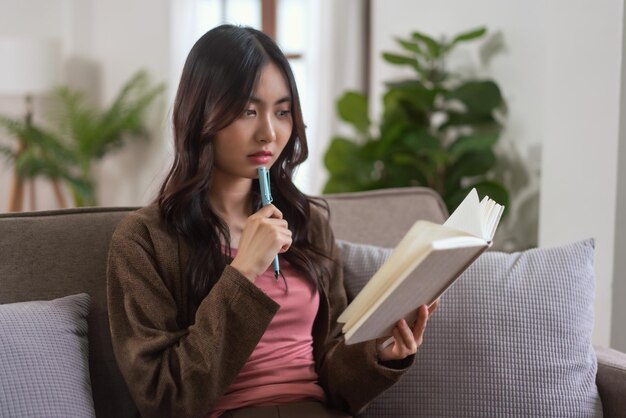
[
  {"x1": 209, "y1": 177, "x2": 253, "y2": 221},
  {"x1": 209, "y1": 176, "x2": 254, "y2": 249}
]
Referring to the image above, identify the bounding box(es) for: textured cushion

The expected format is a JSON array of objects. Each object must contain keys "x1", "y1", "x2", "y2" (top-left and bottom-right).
[
  {"x1": 0, "y1": 293, "x2": 96, "y2": 418},
  {"x1": 336, "y1": 239, "x2": 603, "y2": 417}
]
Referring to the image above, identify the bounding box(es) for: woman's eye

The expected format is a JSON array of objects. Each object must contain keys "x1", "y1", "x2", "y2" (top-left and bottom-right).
[
  {"x1": 243, "y1": 109, "x2": 256, "y2": 117},
  {"x1": 277, "y1": 110, "x2": 291, "y2": 117}
]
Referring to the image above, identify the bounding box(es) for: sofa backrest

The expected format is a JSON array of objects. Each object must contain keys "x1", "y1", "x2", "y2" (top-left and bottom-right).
[
  {"x1": 324, "y1": 187, "x2": 447, "y2": 247},
  {"x1": 0, "y1": 187, "x2": 447, "y2": 417},
  {"x1": 0, "y1": 206, "x2": 138, "y2": 417}
]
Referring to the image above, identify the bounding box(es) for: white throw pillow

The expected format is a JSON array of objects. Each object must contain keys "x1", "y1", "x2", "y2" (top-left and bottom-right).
[
  {"x1": 0, "y1": 293, "x2": 95, "y2": 418},
  {"x1": 336, "y1": 239, "x2": 603, "y2": 418}
]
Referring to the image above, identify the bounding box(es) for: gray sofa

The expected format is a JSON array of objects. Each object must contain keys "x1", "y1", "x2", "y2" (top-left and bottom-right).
[{"x1": 1, "y1": 186, "x2": 625, "y2": 417}]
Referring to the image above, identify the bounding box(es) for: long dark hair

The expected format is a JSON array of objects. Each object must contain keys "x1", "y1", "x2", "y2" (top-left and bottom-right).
[{"x1": 157, "y1": 25, "x2": 331, "y2": 306}]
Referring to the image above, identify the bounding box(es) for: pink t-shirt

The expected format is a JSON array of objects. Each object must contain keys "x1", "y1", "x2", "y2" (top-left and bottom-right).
[{"x1": 208, "y1": 250, "x2": 326, "y2": 417}]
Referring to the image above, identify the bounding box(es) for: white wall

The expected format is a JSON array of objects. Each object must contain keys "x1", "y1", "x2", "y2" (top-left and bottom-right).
[
  {"x1": 538, "y1": 1, "x2": 623, "y2": 348},
  {"x1": 88, "y1": 0, "x2": 171, "y2": 206},
  {"x1": 608, "y1": 5, "x2": 625, "y2": 352},
  {"x1": 372, "y1": 0, "x2": 624, "y2": 348}
]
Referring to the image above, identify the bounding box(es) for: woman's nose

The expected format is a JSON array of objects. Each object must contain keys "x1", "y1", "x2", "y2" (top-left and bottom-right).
[{"x1": 255, "y1": 114, "x2": 276, "y2": 143}]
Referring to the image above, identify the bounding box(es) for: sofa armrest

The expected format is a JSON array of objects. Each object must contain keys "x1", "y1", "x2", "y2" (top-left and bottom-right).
[{"x1": 595, "y1": 346, "x2": 626, "y2": 417}]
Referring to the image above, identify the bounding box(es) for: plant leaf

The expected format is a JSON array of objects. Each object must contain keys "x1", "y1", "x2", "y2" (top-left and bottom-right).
[
  {"x1": 0, "y1": 115, "x2": 27, "y2": 139},
  {"x1": 385, "y1": 80, "x2": 437, "y2": 112},
  {"x1": 95, "y1": 70, "x2": 165, "y2": 158},
  {"x1": 448, "y1": 132, "x2": 499, "y2": 160},
  {"x1": 52, "y1": 86, "x2": 100, "y2": 159},
  {"x1": 443, "y1": 187, "x2": 469, "y2": 214},
  {"x1": 480, "y1": 31, "x2": 506, "y2": 66},
  {"x1": 445, "y1": 80, "x2": 503, "y2": 114},
  {"x1": 390, "y1": 153, "x2": 433, "y2": 185},
  {"x1": 0, "y1": 144, "x2": 16, "y2": 161},
  {"x1": 395, "y1": 37, "x2": 423, "y2": 55},
  {"x1": 382, "y1": 52, "x2": 421, "y2": 72},
  {"x1": 439, "y1": 111, "x2": 499, "y2": 131},
  {"x1": 0, "y1": 114, "x2": 78, "y2": 181},
  {"x1": 377, "y1": 122, "x2": 408, "y2": 157},
  {"x1": 400, "y1": 130, "x2": 440, "y2": 153},
  {"x1": 61, "y1": 173, "x2": 96, "y2": 207},
  {"x1": 384, "y1": 157, "x2": 429, "y2": 187},
  {"x1": 382, "y1": 88, "x2": 430, "y2": 128},
  {"x1": 444, "y1": 150, "x2": 496, "y2": 193},
  {"x1": 324, "y1": 136, "x2": 379, "y2": 191},
  {"x1": 450, "y1": 27, "x2": 487, "y2": 48},
  {"x1": 324, "y1": 137, "x2": 364, "y2": 175},
  {"x1": 337, "y1": 91, "x2": 370, "y2": 136},
  {"x1": 411, "y1": 31, "x2": 441, "y2": 58},
  {"x1": 382, "y1": 52, "x2": 414, "y2": 65}
]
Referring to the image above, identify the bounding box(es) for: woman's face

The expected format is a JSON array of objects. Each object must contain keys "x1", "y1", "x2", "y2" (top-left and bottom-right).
[{"x1": 213, "y1": 62, "x2": 293, "y2": 182}]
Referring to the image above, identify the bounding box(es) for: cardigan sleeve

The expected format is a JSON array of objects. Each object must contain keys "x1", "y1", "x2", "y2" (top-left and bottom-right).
[
  {"x1": 106, "y1": 210, "x2": 279, "y2": 418},
  {"x1": 311, "y1": 208, "x2": 415, "y2": 415}
]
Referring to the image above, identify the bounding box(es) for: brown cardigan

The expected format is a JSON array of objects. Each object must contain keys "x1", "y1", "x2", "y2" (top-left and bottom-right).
[{"x1": 107, "y1": 203, "x2": 411, "y2": 418}]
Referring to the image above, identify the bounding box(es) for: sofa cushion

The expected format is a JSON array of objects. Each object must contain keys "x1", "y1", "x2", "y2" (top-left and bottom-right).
[
  {"x1": 337, "y1": 239, "x2": 603, "y2": 417},
  {"x1": 0, "y1": 293, "x2": 96, "y2": 418}
]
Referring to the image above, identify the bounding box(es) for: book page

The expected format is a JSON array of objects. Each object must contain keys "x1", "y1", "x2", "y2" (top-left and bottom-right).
[
  {"x1": 446, "y1": 189, "x2": 504, "y2": 241},
  {"x1": 485, "y1": 200, "x2": 505, "y2": 240},
  {"x1": 443, "y1": 189, "x2": 483, "y2": 239},
  {"x1": 431, "y1": 236, "x2": 488, "y2": 250}
]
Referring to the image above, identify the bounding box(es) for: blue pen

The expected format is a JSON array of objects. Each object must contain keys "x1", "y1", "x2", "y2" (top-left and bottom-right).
[{"x1": 257, "y1": 167, "x2": 285, "y2": 287}]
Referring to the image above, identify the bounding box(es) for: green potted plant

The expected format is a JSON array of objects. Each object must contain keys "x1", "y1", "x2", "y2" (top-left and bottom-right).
[
  {"x1": 323, "y1": 26, "x2": 509, "y2": 213},
  {"x1": 0, "y1": 70, "x2": 165, "y2": 207}
]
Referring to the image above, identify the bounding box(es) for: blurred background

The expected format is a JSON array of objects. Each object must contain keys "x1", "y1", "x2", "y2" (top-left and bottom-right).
[{"x1": 0, "y1": 0, "x2": 624, "y2": 349}]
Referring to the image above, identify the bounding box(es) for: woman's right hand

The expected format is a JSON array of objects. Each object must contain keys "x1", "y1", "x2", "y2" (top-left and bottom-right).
[{"x1": 230, "y1": 204, "x2": 292, "y2": 282}]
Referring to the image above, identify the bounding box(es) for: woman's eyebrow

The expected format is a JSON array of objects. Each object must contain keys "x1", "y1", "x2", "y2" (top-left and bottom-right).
[{"x1": 250, "y1": 96, "x2": 292, "y2": 105}]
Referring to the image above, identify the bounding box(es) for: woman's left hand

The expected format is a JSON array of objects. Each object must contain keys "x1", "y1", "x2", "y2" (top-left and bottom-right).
[{"x1": 376, "y1": 298, "x2": 440, "y2": 362}]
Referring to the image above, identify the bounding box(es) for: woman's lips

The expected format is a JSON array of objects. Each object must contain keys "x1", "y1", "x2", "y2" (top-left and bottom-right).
[
  {"x1": 247, "y1": 155, "x2": 272, "y2": 165},
  {"x1": 247, "y1": 151, "x2": 272, "y2": 165}
]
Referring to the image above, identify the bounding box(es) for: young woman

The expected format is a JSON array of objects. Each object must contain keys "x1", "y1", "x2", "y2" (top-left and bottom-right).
[{"x1": 107, "y1": 24, "x2": 438, "y2": 418}]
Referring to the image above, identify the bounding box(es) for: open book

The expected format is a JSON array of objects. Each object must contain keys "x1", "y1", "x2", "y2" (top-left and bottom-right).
[{"x1": 338, "y1": 188, "x2": 504, "y2": 345}]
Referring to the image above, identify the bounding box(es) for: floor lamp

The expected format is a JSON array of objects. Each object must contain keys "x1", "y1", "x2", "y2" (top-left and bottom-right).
[{"x1": 0, "y1": 38, "x2": 62, "y2": 212}]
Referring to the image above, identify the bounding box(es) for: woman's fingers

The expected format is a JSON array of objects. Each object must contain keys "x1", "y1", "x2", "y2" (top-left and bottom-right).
[
  {"x1": 278, "y1": 229, "x2": 292, "y2": 253},
  {"x1": 256, "y1": 207, "x2": 291, "y2": 240},
  {"x1": 378, "y1": 318, "x2": 419, "y2": 361},
  {"x1": 252, "y1": 205, "x2": 292, "y2": 250},
  {"x1": 428, "y1": 298, "x2": 440, "y2": 317},
  {"x1": 397, "y1": 319, "x2": 418, "y2": 353},
  {"x1": 411, "y1": 304, "x2": 429, "y2": 344},
  {"x1": 231, "y1": 205, "x2": 292, "y2": 280},
  {"x1": 255, "y1": 203, "x2": 283, "y2": 220},
  {"x1": 377, "y1": 301, "x2": 441, "y2": 361}
]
